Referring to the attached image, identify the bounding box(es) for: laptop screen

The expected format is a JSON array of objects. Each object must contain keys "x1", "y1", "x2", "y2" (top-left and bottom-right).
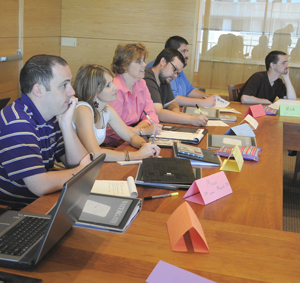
[{"x1": 34, "y1": 154, "x2": 105, "y2": 264}]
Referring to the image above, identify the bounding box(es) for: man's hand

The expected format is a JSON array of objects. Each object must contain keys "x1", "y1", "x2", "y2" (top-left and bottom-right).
[
  {"x1": 281, "y1": 68, "x2": 290, "y2": 81},
  {"x1": 199, "y1": 95, "x2": 216, "y2": 107},
  {"x1": 57, "y1": 96, "x2": 78, "y2": 129},
  {"x1": 189, "y1": 114, "x2": 208, "y2": 126},
  {"x1": 80, "y1": 152, "x2": 93, "y2": 168}
]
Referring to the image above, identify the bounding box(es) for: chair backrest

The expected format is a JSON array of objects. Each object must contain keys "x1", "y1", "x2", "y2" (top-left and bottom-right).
[
  {"x1": 227, "y1": 83, "x2": 244, "y2": 101},
  {"x1": 0, "y1": 205, "x2": 10, "y2": 215}
]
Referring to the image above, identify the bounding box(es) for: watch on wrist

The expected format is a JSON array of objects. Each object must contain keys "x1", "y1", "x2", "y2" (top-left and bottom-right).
[{"x1": 139, "y1": 128, "x2": 143, "y2": 136}]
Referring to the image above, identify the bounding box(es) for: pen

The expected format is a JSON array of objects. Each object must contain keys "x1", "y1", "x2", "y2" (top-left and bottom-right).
[
  {"x1": 152, "y1": 128, "x2": 158, "y2": 144},
  {"x1": 196, "y1": 104, "x2": 202, "y2": 114},
  {"x1": 143, "y1": 110, "x2": 154, "y2": 124},
  {"x1": 144, "y1": 192, "x2": 179, "y2": 200}
]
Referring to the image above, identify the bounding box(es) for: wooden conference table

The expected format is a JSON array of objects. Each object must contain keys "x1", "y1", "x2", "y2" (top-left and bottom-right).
[{"x1": 1, "y1": 102, "x2": 300, "y2": 282}]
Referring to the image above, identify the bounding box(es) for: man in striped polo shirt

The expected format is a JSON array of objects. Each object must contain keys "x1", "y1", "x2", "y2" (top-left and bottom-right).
[{"x1": 0, "y1": 55, "x2": 91, "y2": 210}]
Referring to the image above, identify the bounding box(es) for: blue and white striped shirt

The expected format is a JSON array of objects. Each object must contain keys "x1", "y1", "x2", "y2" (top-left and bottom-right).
[{"x1": 0, "y1": 93, "x2": 65, "y2": 209}]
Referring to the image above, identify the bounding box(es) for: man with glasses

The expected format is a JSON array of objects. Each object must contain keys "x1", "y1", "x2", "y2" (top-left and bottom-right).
[
  {"x1": 144, "y1": 48, "x2": 208, "y2": 126},
  {"x1": 146, "y1": 36, "x2": 218, "y2": 107}
]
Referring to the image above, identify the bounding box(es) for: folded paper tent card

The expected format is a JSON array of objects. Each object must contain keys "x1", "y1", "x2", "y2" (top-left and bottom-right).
[
  {"x1": 239, "y1": 114, "x2": 258, "y2": 130},
  {"x1": 244, "y1": 104, "x2": 266, "y2": 118},
  {"x1": 184, "y1": 171, "x2": 232, "y2": 205},
  {"x1": 220, "y1": 144, "x2": 244, "y2": 172},
  {"x1": 225, "y1": 123, "x2": 255, "y2": 137},
  {"x1": 166, "y1": 201, "x2": 209, "y2": 253}
]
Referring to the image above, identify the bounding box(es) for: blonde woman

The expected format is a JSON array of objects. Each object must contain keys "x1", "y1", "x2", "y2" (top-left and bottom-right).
[{"x1": 72, "y1": 64, "x2": 160, "y2": 161}]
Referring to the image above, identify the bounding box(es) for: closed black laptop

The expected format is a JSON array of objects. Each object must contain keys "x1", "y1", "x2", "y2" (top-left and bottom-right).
[{"x1": 0, "y1": 153, "x2": 105, "y2": 269}]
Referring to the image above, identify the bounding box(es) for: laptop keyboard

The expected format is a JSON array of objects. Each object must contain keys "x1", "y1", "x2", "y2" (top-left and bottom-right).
[{"x1": 0, "y1": 216, "x2": 50, "y2": 256}]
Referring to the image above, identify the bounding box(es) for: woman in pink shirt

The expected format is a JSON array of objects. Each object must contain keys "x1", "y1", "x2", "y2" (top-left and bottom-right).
[{"x1": 105, "y1": 43, "x2": 162, "y2": 147}]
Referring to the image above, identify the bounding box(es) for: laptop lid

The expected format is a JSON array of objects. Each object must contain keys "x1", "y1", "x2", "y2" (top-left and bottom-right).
[{"x1": 33, "y1": 153, "x2": 105, "y2": 265}]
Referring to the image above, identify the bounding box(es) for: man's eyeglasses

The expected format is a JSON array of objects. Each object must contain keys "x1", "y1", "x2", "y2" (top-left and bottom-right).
[{"x1": 169, "y1": 61, "x2": 181, "y2": 77}]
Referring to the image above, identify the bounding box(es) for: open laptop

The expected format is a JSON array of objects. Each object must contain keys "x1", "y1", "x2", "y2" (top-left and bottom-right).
[{"x1": 0, "y1": 153, "x2": 105, "y2": 269}]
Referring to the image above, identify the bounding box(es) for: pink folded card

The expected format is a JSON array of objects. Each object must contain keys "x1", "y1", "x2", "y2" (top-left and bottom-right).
[
  {"x1": 244, "y1": 104, "x2": 266, "y2": 118},
  {"x1": 184, "y1": 171, "x2": 232, "y2": 205}
]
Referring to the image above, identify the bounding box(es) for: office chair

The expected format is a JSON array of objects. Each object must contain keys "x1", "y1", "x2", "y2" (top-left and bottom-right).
[
  {"x1": 293, "y1": 152, "x2": 300, "y2": 182},
  {"x1": 227, "y1": 83, "x2": 244, "y2": 101},
  {"x1": 0, "y1": 205, "x2": 9, "y2": 215}
]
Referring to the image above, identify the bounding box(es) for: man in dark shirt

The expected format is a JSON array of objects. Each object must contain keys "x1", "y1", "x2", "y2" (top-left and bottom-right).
[
  {"x1": 144, "y1": 48, "x2": 208, "y2": 127},
  {"x1": 239, "y1": 50, "x2": 296, "y2": 104}
]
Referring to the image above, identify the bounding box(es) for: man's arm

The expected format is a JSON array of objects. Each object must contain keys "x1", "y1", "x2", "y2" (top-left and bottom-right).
[
  {"x1": 56, "y1": 97, "x2": 88, "y2": 167},
  {"x1": 175, "y1": 94, "x2": 217, "y2": 107},
  {"x1": 187, "y1": 88, "x2": 208, "y2": 98},
  {"x1": 153, "y1": 101, "x2": 208, "y2": 126},
  {"x1": 24, "y1": 97, "x2": 91, "y2": 197},
  {"x1": 281, "y1": 71, "x2": 297, "y2": 100},
  {"x1": 240, "y1": 95, "x2": 272, "y2": 105},
  {"x1": 170, "y1": 74, "x2": 216, "y2": 107},
  {"x1": 23, "y1": 154, "x2": 92, "y2": 197}
]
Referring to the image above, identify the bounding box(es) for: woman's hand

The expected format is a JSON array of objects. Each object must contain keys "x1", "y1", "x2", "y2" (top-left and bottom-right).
[
  {"x1": 142, "y1": 123, "x2": 163, "y2": 136},
  {"x1": 137, "y1": 143, "x2": 161, "y2": 159}
]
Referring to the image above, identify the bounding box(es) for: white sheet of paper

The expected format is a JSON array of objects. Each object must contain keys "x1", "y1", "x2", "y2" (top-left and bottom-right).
[
  {"x1": 206, "y1": 120, "x2": 229, "y2": 127},
  {"x1": 215, "y1": 96, "x2": 230, "y2": 107},
  {"x1": 269, "y1": 99, "x2": 300, "y2": 110},
  {"x1": 223, "y1": 138, "x2": 242, "y2": 146},
  {"x1": 117, "y1": 160, "x2": 142, "y2": 166},
  {"x1": 203, "y1": 96, "x2": 230, "y2": 108}
]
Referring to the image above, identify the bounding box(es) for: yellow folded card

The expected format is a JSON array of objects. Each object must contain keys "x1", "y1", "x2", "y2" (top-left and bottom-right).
[{"x1": 220, "y1": 144, "x2": 244, "y2": 172}]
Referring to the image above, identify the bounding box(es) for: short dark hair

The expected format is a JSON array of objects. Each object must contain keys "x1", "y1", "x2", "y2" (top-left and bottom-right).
[
  {"x1": 265, "y1": 50, "x2": 287, "y2": 71},
  {"x1": 20, "y1": 54, "x2": 68, "y2": 94},
  {"x1": 165, "y1": 36, "x2": 189, "y2": 49},
  {"x1": 153, "y1": 48, "x2": 185, "y2": 67}
]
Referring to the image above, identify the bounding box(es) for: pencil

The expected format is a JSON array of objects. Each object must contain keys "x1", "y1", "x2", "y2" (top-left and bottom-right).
[
  {"x1": 143, "y1": 110, "x2": 154, "y2": 124},
  {"x1": 152, "y1": 128, "x2": 158, "y2": 144},
  {"x1": 196, "y1": 104, "x2": 202, "y2": 114},
  {"x1": 144, "y1": 192, "x2": 179, "y2": 200}
]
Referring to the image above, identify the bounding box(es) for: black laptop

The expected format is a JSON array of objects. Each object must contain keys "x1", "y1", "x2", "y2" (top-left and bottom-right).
[{"x1": 0, "y1": 153, "x2": 105, "y2": 269}]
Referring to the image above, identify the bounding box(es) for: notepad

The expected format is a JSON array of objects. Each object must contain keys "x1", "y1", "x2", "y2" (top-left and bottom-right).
[
  {"x1": 173, "y1": 142, "x2": 220, "y2": 167},
  {"x1": 148, "y1": 137, "x2": 180, "y2": 148},
  {"x1": 75, "y1": 194, "x2": 142, "y2": 233},
  {"x1": 176, "y1": 143, "x2": 204, "y2": 158},
  {"x1": 152, "y1": 128, "x2": 208, "y2": 144},
  {"x1": 91, "y1": 176, "x2": 138, "y2": 198}
]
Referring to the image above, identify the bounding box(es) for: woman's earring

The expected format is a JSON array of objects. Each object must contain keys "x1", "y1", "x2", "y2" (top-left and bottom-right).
[{"x1": 94, "y1": 101, "x2": 99, "y2": 108}]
